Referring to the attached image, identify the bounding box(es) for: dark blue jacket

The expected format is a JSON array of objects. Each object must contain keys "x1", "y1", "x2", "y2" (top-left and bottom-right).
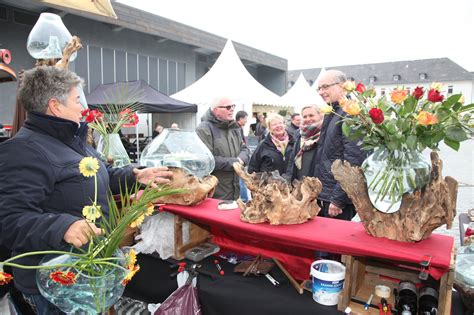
[
  {"x1": 248, "y1": 133, "x2": 294, "y2": 175},
  {"x1": 0, "y1": 112, "x2": 135, "y2": 294},
  {"x1": 312, "y1": 103, "x2": 367, "y2": 207}
]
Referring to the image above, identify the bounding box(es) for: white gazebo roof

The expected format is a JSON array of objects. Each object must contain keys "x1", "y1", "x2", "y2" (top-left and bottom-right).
[
  {"x1": 172, "y1": 40, "x2": 282, "y2": 121},
  {"x1": 279, "y1": 73, "x2": 325, "y2": 114}
]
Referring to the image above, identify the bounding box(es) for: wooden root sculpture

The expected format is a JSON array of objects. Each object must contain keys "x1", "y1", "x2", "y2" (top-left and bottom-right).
[
  {"x1": 331, "y1": 151, "x2": 457, "y2": 242},
  {"x1": 155, "y1": 167, "x2": 218, "y2": 206},
  {"x1": 234, "y1": 163, "x2": 322, "y2": 225}
]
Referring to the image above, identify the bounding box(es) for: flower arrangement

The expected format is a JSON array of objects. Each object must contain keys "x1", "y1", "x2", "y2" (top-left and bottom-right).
[
  {"x1": 0, "y1": 156, "x2": 183, "y2": 312},
  {"x1": 321, "y1": 81, "x2": 474, "y2": 212},
  {"x1": 81, "y1": 105, "x2": 139, "y2": 168}
]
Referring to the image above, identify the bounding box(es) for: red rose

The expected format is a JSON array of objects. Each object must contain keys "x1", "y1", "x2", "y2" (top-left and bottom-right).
[
  {"x1": 368, "y1": 108, "x2": 384, "y2": 124},
  {"x1": 356, "y1": 83, "x2": 366, "y2": 93},
  {"x1": 427, "y1": 89, "x2": 444, "y2": 102},
  {"x1": 85, "y1": 109, "x2": 103, "y2": 123},
  {"x1": 412, "y1": 86, "x2": 424, "y2": 100}
]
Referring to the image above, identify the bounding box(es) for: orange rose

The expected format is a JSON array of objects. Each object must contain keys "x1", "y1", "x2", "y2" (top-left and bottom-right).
[
  {"x1": 390, "y1": 89, "x2": 409, "y2": 104},
  {"x1": 342, "y1": 99, "x2": 361, "y2": 116},
  {"x1": 416, "y1": 111, "x2": 438, "y2": 126}
]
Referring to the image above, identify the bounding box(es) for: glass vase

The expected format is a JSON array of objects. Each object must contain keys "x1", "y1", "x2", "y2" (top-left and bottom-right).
[
  {"x1": 96, "y1": 133, "x2": 131, "y2": 168},
  {"x1": 26, "y1": 13, "x2": 77, "y2": 61},
  {"x1": 140, "y1": 128, "x2": 215, "y2": 178},
  {"x1": 36, "y1": 250, "x2": 127, "y2": 314},
  {"x1": 362, "y1": 147, "x2": 431, "y2": 213}
]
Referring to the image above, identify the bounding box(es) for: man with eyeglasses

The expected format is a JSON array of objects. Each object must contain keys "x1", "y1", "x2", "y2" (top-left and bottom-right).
[
  {"x1": 313, "y1": 70, "x2": 366, "y2": 221},
  {"x1": 196, "y1": 97, "x2": 250, "y2": 200}
]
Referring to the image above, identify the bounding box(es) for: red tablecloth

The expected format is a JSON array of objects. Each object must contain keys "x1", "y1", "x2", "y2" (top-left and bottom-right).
[{"x1": 161, "y1": 198, "x2": 453, "y2": 280}]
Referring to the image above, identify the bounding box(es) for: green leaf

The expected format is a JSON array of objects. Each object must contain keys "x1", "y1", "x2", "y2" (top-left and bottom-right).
[
  {"x1": 342, "y1": 121, "x2": 351, "y2": 138},
  {"x1": 459, "y1": 103, "x2": 474, "y2": 113},
  {"x1": 445, "y1": 125, "x2": 468, "y2": 142},
  {"x1": 444, "y1": 138, "x2": 460, "y2": 151},
  {"x1": 442, "y1": 94, "x2": 462, "y2": 108},
  {"x1": 406, "y1": 135, "x2": 417, "y2": 150},
  {"x1": 400, "y1": 96, "x2": 416, "y2": 116},
  {"x1": 385, "y1": 122, "x2": 397, "y2": 134}
]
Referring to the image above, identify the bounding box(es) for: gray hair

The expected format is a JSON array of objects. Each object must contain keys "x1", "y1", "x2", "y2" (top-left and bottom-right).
[
  {"x1": 324, "y1": 69, "x2": 347, "y2": 84},
  {"x1": 301, "y1": 104, "x2": 321, "y2": 114},
  {"x1": 18, "y1": 66, "x2": 83, "y2": 113},
  {"x1": 265, "y1": 112, "x2": 284, "y2": 127}
]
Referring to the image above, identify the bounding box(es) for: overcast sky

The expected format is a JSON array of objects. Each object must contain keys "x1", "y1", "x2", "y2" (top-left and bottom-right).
[{"x1": 118, "y1": 0, "x2": 474, "y2": 71}]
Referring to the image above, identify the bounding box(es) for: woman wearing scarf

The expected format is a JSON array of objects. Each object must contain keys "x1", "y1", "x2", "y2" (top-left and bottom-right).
[
  {"x1": 286, "y1": 105, "x2": 324, "y2": 181},
  {"x1": 248, "y1": 113, "x2": 294, "y2": 176}
]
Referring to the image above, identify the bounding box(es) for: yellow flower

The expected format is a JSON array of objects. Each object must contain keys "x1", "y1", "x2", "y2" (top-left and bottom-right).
[
  {"x1": 459, "y1": 95, "x2": 465, "y2": 104},
  {"x1": 341, "y1": 99, "x2": 361, "y2": 116},
  {"x1": 416, "y1": 111, "x2": 438, "y2": 126},
  {"x1": 390, "y1": 88, "x2": 408, "y2": 104},
  {"x1": 342, "y1": 80, "x2": 356, "y2": 92},
  {"x1": 145, "y1": 203, "x2": 155, "y2": 216},
  {"x1": 320, "y1": 104, "x2": 333, "y2": 114},
  {"x1": 122, "y1": 264, "x2": 140, "y2": 285},
  {"x1": 130, "y1": 214, "x2": 145, "y2": 228},
  {"x1": 82, "y1": 204, "x2": 102, "y2": 222},
  {"x1": 430, "y1": 82, "x2": 443, "y2": 91},
  {"x1": 79, "y1": 157, "x2": 99, "y2": 177},
  {"x1": 126, "y1": 249, "x2": 137, "y2": 269}
]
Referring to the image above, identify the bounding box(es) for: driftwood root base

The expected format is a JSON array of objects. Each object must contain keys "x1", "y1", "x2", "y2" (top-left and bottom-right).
[
  {"x1": 332, "y1": 152, "x2": 457, "y2": 242},
  {"x1": 234, "y1": 163, "x2": 322, "y2": 225},
  {"x1": 155, "y1": 167, "x2": 218, "y2": 206}
]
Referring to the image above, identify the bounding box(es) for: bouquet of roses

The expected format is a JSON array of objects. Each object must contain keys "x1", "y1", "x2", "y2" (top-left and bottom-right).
[{"x1": 321, "y1": 81, "x2": 473, "y2": 212}]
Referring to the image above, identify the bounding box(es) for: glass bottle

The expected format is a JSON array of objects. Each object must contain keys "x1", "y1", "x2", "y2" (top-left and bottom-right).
[{"x1": 27, "y1": 13, "x2": 76, "y2": 61}]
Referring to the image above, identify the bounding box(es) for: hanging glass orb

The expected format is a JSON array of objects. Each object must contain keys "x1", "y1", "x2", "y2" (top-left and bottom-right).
[{"x1": 26, "y1": 13, "x2": 76, "y2": 61}]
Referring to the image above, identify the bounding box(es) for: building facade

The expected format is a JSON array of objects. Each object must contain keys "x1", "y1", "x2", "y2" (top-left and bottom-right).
[
  {"x1": 288, "y1": 58, "x2": 474, "y2": 103},
  {"x1": 0, "y1": 0, "x2": 288, "y2": 127}
]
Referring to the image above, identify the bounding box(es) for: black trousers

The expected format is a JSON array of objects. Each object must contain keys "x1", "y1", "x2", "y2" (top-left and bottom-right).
[{"x1": 317, "y1": 199, "x2": 356, "y2": 221}]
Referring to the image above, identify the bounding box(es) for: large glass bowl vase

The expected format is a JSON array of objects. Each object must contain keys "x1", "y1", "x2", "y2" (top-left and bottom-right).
[
  {"x1": 36, "y1": 251, "x2": 127, "y2": 314},
  {"x1": 140, "y1": 128, "x2": 215, "y2": 178},
  {"x1": 362, "y1": 147, "x2": 431, "y2": 213}
]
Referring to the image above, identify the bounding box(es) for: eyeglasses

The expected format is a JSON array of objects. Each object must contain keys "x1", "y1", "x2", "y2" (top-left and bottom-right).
[
  {"x1": 217, "y1": 104, "x2": 236, "y2": 110},
  {"x1": 317, "y1": 81, "x2": 341, "y2": 92}
]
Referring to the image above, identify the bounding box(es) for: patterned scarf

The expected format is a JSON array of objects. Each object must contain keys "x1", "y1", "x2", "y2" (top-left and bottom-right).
[
  {"x1": 294, "y1": 121, "x2": 323, "y2": 169},
  {"x1": 271, "y1": 131, "x2": 289, "y2": 156}
]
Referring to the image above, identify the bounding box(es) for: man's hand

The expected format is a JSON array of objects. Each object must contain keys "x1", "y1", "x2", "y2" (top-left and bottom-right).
[
  {"x1": 237, "y1": 158, "x2": 244, "y2": 165},
  {"x1": 63, "y1": 220, "x2": 102, "y2": 248},
  {"x1": 133, "y1": 166, "x2": 173, "y2": 187},
  {"x1": 328, "y1": 203, "x2": 343, "y2": 217}
]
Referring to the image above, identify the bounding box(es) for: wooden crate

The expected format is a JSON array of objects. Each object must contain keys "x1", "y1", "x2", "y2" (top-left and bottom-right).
[
  {"x1": 173, "y1": 214, "x2": 211, "y2": 260},
  {"x1": 337, "y1": 255, "x2": 454, "y2": 315}
]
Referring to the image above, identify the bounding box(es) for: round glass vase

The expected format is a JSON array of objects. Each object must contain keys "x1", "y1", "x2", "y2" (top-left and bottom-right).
[
  {"x1": 140, "y1": 128, "x2": 215, "y2": 178},
  {"x1": 26, "y1": 13, "x2": 77, "y2": 61},
  {"x1": 362, "y1": 147, "x2": 431, "y2": 213},
  {"x1": 36, "y1": 250, "x2": 127, "y2": 314},
  {"x1": 96, "y1": 133, "x2": 131, "y2": 168}
]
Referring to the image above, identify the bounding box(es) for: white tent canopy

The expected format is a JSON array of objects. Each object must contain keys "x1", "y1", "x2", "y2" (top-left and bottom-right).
[
  {"x1": 279, "y1": 73, "x2": 325, "y2": 114},
  {"x1": 311, "y1": 67, "x2": 326, "y2": 89},
  {"x1": 171, "y1": 40, "x2": 282, "y2": 124}
]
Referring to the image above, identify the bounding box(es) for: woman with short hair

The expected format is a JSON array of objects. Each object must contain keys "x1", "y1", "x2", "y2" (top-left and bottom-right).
[{"x1": 248, "y1": 113, "x2": 294, "y2": 175}]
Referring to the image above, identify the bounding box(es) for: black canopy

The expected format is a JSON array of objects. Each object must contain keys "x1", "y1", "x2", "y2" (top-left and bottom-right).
[{"x1": 86, "y1": 80, "x2": 197, "y2": 113}]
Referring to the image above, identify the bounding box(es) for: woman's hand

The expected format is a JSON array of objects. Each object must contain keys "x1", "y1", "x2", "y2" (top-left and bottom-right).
[{"x1": 133, "y1": 166, "x2": 173, "y2": 187}]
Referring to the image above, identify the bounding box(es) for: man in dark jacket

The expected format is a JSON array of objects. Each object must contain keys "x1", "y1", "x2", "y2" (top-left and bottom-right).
[
  {"x1": 196, "y1": 97, "x2": 250, "y2": 200},
  {"x1": 286, "y1": 113, "x2": 301, "y2": 138},
  {"x1": 0, "y1": 66, "x2": 172, "y2": 313},
  {"x1": 314, "y1": 69, "x2": 366, "y2": 221}
]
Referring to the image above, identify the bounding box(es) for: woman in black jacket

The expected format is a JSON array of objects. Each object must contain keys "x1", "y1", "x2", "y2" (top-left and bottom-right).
[{"x1": 248, "y1": 113, "x2": 294, "y2": 176}]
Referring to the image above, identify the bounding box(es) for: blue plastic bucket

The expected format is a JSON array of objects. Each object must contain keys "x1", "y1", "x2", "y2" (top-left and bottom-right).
[{"x1": 310, "y1": 260, "x2": 346, "y2": 306}]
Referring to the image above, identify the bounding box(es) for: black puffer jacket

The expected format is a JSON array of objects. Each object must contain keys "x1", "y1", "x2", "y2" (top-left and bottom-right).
[
  {"x1": 248, "y1": 133, "x2": 294, "y2": 175},
  {"x1": 0, "y1": 112, "x2": 135, "y2": 294},
  {"x1": 312, "y1": 103, "x2": 367, "y2": 207}
]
